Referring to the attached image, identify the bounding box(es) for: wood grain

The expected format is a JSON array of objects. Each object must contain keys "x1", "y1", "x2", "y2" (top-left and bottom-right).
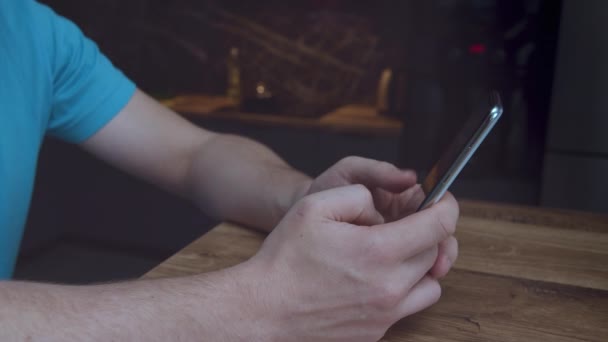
[
  {"x1": 383, "y1": 270, "x2": 608, "y2": 342},
  {"x1": 144, "y1": 202, "x2": 608, "y2": 341},
  {"x1": 460, "y1": 199, "x2": 608, "y2": 233},
  {"x1": 455, "y1": 216, "x2": 608, "y2": 290},
  {"x1": 145, "y1": 223, "x2": 261, "y2": 279}
]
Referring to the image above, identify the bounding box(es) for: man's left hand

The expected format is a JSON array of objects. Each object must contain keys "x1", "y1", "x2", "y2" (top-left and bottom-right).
[{"x1": 303, "y1": 156, "x2": 458, "y2": 279}]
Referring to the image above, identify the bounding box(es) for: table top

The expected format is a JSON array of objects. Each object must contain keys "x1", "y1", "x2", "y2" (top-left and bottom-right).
[
  {"x1": 162, "y1": 95, "x2": 402, "y2": 136},
  {"x1": 144, "y1": 200, "x2": 608, "y2": 341}
]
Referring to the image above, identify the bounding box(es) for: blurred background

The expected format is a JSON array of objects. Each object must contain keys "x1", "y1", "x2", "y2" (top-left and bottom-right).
[{"x1": 17, "y1": 0, "x2": 608, "y2": 283}]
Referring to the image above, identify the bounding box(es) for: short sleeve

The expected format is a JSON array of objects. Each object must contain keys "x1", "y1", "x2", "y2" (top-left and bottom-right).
[{"x1": 44, "y1": 4, "x2": 136, "y2": 143}]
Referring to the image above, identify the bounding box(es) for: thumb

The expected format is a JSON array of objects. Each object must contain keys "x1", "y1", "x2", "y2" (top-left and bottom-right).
[
  {"x1": 337, "y1": 157, "x2": 417, "y2": 193},
  {"x1": 298, "y1": 184, "x2": 384, "y2": 226}
]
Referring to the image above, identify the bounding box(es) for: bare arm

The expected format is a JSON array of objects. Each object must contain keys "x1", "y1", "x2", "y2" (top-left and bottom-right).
[
  {"x1": 0, "y1": 263, "x2": 273, "y2": 341},
  {"x1": 80, "y1": 89, "x2": 311, "y2": 231},
  {"x1": 184, "y1": 134, "x2": 311, "y2": 231},
  {"x1": 1, "y1": 192, "x2": 459, "y2": 341},
  {"x1": 0, "y1": 90, "x2": 311, "y2": 339},
  {"x1": 1, "y1": 90, "x2": 460, "y2": 340}
]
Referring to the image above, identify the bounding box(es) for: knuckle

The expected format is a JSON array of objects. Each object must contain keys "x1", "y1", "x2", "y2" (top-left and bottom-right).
[
  {"x1": 435, "y1": 202, "x2": 458, "y2": 237},
  {"x1": 420, "y1": 246, "x2": 440, "y2": 272},
  {"x1": 372, "y1": 246, "x2": 395, "y2": 265},
  {"x1": 354, "y1": 183, "x2": 373, "y2": 201},
  {"x1": 339, "y1": 155, "x2": 361, "y2": 166},
  {"x1": 442, "y1": 193, "x2": 460, "y2": 225},
  {"x1": 376, "y1": 161, "x2": 397, "y2": 173},
  {"x1": 293, "y1": 196, "x2": 321, "y2": 217},
  {"x1": 372, "y1": 281, "x2": 406, "y2": 311},
  {"x1": 428, "y1": 281, "x2": 443, "y2": 305},
  {"x1": 451, "y1": 237, "x2": 459, "y2": 260},
  {"x1": 435, "y1": 213, "x2": 456, "y2": 239}
]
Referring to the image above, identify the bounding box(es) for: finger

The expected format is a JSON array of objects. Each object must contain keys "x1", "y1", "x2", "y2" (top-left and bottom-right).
[
  {"x1": 372, "y1": 192, "x2": 459, "y2": 261},
  {"x1": 396, "y1": 276, "x2": 442, "y2": 319},
  {"x1": 374, "y1": 184, "x2": 426, "y2": 222},
  {"x1": 297, "y1": 184, "x2": 384, "y2": 225},
  {"x1": 338, "y1": 157, "x2": 417, "y2": 193},
  {"x1": 428, "y1": 236, "x2": 458, "y2": 279},
  {"x1": 371, "y1": 187, "x2": 394, "y2": 217},
  {"x1": 401, "y1": 184, "x2": 426, "y2": 215},
  {"x1": 394, "y1": 246, "x2": 438, "y2": 292}
]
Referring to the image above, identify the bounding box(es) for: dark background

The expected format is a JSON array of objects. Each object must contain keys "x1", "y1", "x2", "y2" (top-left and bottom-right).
[{"x1": 16, "y1": 0, "x2": 608, "y2": 283}]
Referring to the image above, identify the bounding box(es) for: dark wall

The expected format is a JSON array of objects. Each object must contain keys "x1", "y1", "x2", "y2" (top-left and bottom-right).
[{"x1": 541, "y1": 0, "x2": 608, "y2": 213}]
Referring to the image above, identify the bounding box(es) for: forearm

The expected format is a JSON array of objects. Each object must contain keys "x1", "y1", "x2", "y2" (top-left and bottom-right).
[
  {"x1": 80, "y1": 90, "x2": 310, "y2": 231},
  {"x1": 185, "y1": 134, "x2": 312, "y2": 232},
  {"x1": 0, "y1": 264, "x2": 270, "y2": 341}
]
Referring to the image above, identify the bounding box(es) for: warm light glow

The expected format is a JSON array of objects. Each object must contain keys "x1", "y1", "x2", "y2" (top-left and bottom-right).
[{"x1": 256, "y1": 84, "x2": 266, "y2": 94}]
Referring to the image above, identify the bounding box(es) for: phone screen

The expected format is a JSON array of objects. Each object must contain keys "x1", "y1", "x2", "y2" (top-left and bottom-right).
[{"x1": 418, "y1": 92, "x2": 503, "y2": 211}]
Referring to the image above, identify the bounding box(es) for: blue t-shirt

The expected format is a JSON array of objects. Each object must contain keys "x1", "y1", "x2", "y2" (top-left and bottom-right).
[{"x1": 0, "y1": 0, "x2": 136, "y2": 278}]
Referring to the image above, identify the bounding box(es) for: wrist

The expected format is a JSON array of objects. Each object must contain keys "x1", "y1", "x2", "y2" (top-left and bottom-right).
[
  {"x1": 281, "y1": 178, "x2": 312, "y2": 216},
  {"x1": 189, "y1": 261, "x2": 281, "y2": 341},
  {"x1": 293, "y1": 178, "x2": 313, "y2": 205}
]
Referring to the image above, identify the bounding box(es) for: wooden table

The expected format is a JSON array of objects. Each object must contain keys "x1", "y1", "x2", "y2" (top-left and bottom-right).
[{"x1": 145, "y1": 200, "x2": 608, "y2": 341}]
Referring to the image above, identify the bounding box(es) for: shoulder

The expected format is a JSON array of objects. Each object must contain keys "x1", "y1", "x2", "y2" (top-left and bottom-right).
[
  {"x1": 0, "y1": 1, "x2": 57, "y2": 34},
  {"x1": 0, "y1": 1, "x2": 58, "y2": 72}
]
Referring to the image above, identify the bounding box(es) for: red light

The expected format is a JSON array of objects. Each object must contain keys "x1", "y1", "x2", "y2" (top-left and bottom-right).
[{"x1": 469, "y1": 43, "x2": 486, "y2": 55}]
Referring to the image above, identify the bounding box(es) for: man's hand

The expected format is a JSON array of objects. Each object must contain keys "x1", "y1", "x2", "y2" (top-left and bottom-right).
[
  {"x1": 244, "y1": 185, "x2": 460, "y2": 342},
  {"x1": 306, "y1": 156, "x2": 458, "y2": 279},
  {"x1": 308, "y1": 156, "x2": 427, "y2": 222},
  {"x1": 0, "y1": 185, "x2": 458, "y2": 342}
]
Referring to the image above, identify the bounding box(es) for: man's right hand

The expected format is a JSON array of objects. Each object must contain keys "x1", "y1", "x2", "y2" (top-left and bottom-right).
[
  {"x1": 0, "y1": 184, "x2": 457, "y2": 342},
  {"x1": 243, "y1": 184, "x2": 459, "y2": 342}
]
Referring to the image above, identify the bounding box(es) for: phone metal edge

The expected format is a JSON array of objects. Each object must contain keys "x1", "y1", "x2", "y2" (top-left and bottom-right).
[{"x1": 417, "y1": 100, "x2": 503, "y2": 211}]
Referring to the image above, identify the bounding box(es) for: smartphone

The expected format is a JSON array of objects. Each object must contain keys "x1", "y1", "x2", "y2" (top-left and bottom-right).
[{"x1": 417, "y1": 92, "x2": 503, "y2": 211}]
